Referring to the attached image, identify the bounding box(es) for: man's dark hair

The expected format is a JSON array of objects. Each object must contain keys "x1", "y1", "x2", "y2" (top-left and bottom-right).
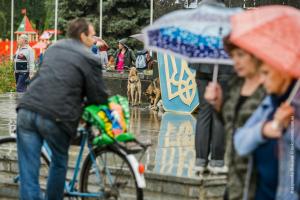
[{"x1": 67, "y1": 18, "x2": 90, "y2": 40}]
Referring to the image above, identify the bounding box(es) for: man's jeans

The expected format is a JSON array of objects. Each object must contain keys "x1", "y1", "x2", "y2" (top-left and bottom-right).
[
  {"x1": 195, "y1": 78, "x2": 227, "y2": 167},
  {"x1": 15, "y1": 72, "x2": 29, "y2": 92},
  {"x1": 17, "y1": 109, "x2": 71, "y2": 200}
]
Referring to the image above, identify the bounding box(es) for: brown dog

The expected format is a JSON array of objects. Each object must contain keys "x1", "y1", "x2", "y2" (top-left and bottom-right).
[
  {"x1": 127, "y1": 67, "x2": 141, "y2": 106},
  {"x1": 144, "y1": 78, "x2": 161, "y2": 110}
]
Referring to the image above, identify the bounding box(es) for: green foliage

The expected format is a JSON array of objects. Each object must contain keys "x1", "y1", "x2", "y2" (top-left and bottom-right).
[
  {"x1": 1, "y1": 0, "x2": 300, "y2": 41},
  {"x1": 0, "y1": 61, "x2": 15, "y2": 93},
  {"x1": 154, "y1": 0, "x2": 183, "y2": 20},
  {"x1": 56, "y1": 0, "x2": 150, "y2": 51},
  {"x1": 44, "y1": 0, "x2": 55, "y2": 30},
  {"x1": 0, "y1": 0, "x2": 8, "y2": 39},
  {"x1": 0, "y1": 0, "x2": 47, "y2": 39},
  {"x1": 0, "y1": 11, "x2": 6, "y2": 37}
]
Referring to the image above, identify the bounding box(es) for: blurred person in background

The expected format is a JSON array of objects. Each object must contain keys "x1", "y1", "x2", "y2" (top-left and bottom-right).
[
  {"x1": 98, "y1": 38, "x2": 109, "y2": 68},
  {"x1": 193, "y1": 0, "x2": 235, "y2": 176},
  {"x1": 14, "y1": 34, "x2": 35, "y2": 92},
  {"x1": 114, "y1": 39, "x2": 136, "y2": 72},
  {"x1": 107, "y1": 54, "x2": 115, "y2": 70},
  {"x1": 91, "y1": 37, "x2": 109, "y2": 69},
  {"x1": 229, "y1": 5, "x2": 300, "y2": 200},
  {"x1": 233, "y1": 44, "x2": 300, "y2": 200},
  {"x1": 204, "y1": 36, "x2": 266, "y2": 200}
]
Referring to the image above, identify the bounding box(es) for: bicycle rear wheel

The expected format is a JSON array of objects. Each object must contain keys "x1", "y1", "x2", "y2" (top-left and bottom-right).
[
  {"x1": 0, "y1": 136, "x2": 50, "y2": 198},
  {"x1": 80, "y1": 147, "x2": 143, "y2": 200}
]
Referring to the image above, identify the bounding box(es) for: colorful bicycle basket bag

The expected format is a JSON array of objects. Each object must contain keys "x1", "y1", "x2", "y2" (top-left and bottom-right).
[{"x1": 82, "y1": 95, "x2": 131, "y2": 144}]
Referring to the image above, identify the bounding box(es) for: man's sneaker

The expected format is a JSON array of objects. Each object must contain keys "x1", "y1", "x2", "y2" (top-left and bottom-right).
[
  {"x1": 207, "y1": 165, "x2": 228, "y2": 174},
  {"x1": 194, "y1": 165, "x2": 206, "y2": 175}
]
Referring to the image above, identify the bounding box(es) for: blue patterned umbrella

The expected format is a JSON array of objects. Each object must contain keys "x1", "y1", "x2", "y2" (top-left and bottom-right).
[{"x1": 143, "y1": 4, "x2": 241, "y2": 65}]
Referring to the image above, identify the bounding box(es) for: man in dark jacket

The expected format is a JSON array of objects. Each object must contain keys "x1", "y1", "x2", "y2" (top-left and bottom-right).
[{"x1": 16, "y1": 18, "x2": 108, "y2": 200}]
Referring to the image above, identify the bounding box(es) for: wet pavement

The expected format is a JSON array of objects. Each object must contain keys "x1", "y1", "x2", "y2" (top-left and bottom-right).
[
  {"x1": 0, "y1": 93, "x2": 17, "y2": 137},
  {"x1": 0, "y1": 92, "x2": 197, "y2": 179},
  {"x1": 0, "y1": 93, "x2": 230, "y2": 200}
]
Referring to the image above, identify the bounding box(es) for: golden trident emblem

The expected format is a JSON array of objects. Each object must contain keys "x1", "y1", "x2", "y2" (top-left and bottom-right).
[{"x1": 163, "y1": 54, "x2": 197, "y2": 106}]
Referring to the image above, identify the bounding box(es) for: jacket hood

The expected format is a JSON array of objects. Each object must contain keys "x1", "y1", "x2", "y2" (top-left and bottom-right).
[
  {"x1": 118, "y1": 38, "x2": 130, "y2": 49},
  {"x1": 50, "y1": 39, "x2": 101, "y2": 66}
]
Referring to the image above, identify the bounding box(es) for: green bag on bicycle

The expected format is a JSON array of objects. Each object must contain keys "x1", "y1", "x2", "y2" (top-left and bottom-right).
[{"x1": 82, "y1": 95, "x2": 134, "y2": 146}]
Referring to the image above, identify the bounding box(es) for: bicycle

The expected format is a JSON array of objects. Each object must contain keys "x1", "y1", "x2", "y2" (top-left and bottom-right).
[{"x1": 0, "y1": 98, "x2": 149, "y2": 199}]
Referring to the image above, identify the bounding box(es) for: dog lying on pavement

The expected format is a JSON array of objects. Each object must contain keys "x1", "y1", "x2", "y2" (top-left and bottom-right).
[{"x1": 127, "y1": 67, "x2": 142, "y2": 106}]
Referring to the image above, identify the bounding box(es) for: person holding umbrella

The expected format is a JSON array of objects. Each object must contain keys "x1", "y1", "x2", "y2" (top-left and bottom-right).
[
  {"x1": 97, "y1": 37, "x2": 110, "y2": 68},
  {"x1": 204, "y1": 34, "x2": 266, "y2": 199},
  {"x1": 114, "y1": 39, "x2": 136, "y2": 72},
  {"x1": 229, "y1": 6, "x2": 300, "y2": 200},
  {"x1": 190, "y1": 0, "x2": 236, "y2": 175},
  {"x1": 143, "y1": 0, "x2": 242, "y2": 175},
  {"x1": 234, "y1": 54, "x2": 298, "y2": 200}
]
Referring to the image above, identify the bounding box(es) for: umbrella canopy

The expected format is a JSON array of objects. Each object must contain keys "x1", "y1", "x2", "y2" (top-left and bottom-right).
[
  {"x1": 40, "y1": 31, "x2": 53, "y2": 40},
  {"x1": 142, "y1": 4, "x2": 241, "y2": 64},
  {"x1": 32, "y1": 41, "x2": 47, "y2": 49},
  {"x1": 93, "y1": 36, "x2": 109, "y2": 50},
  {"x1": 230, "y1": 5, "x2": 300, "y2": 78},
  {"x1": 130, "y1": 33, "x2": 145, "y2": 43}
]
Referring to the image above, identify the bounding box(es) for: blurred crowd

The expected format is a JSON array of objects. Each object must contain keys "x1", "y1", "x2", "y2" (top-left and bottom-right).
[
  {"x1": 192, "y1": 1, "x2": 300, "y2": 200},
  {"x1": 90, "y1": 37, "x2": 154, "y2": 73}
]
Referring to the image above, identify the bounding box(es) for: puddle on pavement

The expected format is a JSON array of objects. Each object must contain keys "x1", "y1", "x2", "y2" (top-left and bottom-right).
[{"x1": 0, "y1": 93, "x2": 197, "y2": 178}]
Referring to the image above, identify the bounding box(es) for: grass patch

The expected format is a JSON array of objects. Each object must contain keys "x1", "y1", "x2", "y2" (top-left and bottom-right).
[{"x1": 0, "y1": 61, "x2": 16, "y2": 93}]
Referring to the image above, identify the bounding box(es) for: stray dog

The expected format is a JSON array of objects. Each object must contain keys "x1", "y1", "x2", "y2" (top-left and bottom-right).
[
  {"x1": 144, "y1": 78, "x2": 161, "y2": 110},
  {"x1": 127, "y1": 67, "x2": 141, "y2": 106}
]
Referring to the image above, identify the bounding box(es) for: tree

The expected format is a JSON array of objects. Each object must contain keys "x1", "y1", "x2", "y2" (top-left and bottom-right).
[
  {"x1": 44, "y1": 0, "x2": 55, "y2": 30},
  {"x1": 0, "y1": 0, "x2": 9, "y2": 39},
  {"x1": 58, "y1": 0, "x2": 150, "y2": 51},
  {"x1": 0, "y1": 11, "x2": 7, "y2": 39},
  {"x1": 0, "y1": 0, "x2": 47, "y2": 39},
  {"x1": 154, "y1": 0, "x2": 183, "y2": 20},
  {"x1": 1, "y1": 0, "x2": 299, "y2": 41}
]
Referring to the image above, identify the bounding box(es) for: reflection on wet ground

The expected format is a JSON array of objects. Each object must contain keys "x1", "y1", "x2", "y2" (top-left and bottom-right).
[
  {"x1": 0, "y1": 93, "x2": 197, "y2": 178},
  {"x1": 153, "y1": 113, "x2": 195, "y2": 177},
  {"x1": 0, "y1": 93, "x2": 17, "y2": 137}
]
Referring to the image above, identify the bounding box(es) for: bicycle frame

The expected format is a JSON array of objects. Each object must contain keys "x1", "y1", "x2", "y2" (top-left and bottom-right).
[
  {"x1": 10, "y1": 124, "x2": 147, "y2": 198},
  {"x1": 42, "y1": 126, "x2": 106, "y2": 198}
]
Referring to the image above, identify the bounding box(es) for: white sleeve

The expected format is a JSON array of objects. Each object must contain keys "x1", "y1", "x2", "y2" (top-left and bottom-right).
[{"x1": 29, "y1": 48, "x2": 35, "y2": 74}]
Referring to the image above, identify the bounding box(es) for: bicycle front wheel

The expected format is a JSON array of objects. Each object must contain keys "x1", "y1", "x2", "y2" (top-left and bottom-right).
[
  {"x1": 0, "y1": 136, "x2": 50, "y2": 198},
  {"x1": 80, "y1": 147, "x2": 143, "y2": 200}
]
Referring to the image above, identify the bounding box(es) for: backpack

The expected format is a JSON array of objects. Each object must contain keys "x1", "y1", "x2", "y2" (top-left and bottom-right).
[{"x1": 135, "y1": 51, "x2": 147, "y2": 69}]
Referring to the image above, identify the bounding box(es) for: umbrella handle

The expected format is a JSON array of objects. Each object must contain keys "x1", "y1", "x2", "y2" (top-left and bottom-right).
[
  {"x1": 270, "y1": 79, "x2": 300, "y2": 132},
  {"x1": 286, "y1": 79, "x2": 300, "y2": 105},
  {"x1": 212, "y1": 64, "x2": 219, "y2": 83}
]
